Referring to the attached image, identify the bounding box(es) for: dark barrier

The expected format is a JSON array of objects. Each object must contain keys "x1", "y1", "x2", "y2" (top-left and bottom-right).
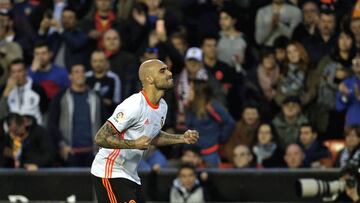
[{"x1": 0, "y1": 168, "x2": 341, "y2": 202}]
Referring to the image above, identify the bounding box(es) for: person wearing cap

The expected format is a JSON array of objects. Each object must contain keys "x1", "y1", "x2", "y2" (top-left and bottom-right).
[
  {"x1": 175, "y1": 47, "x2": 225, "y2": 131},
  {"x1": 272, "y1": 96, "x2": 309, "y2": 149}
]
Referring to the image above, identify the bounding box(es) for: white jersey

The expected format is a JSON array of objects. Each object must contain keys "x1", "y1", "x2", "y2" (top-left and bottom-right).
[{"x1": 91, "y1": 91, "x2": 167, "y2": 184}]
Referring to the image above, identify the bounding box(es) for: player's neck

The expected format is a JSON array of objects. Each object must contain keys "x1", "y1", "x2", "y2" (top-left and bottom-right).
[{"x1": 142, "y1": 88, "x2": 163, "y2": 105}]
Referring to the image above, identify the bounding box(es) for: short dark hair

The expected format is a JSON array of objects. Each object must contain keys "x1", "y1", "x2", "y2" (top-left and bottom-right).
[
  {"x1": 182, "y1": 145, "x2": 201, "y2": 156},
  {"x1": 260, "y1": 47, "x2": 275, "y2": 60},
  {"x1": 70, "y1": 63, "x2": 85, "y2": 73},
  {"x1": 345, "y1": 125, "x2": 360, "y2": 138},
  {"x1": 201, "y1": 34, "x2": 219, "y2": 46},
  {"x1": 8, "y1": 58, "x2": 25, "y2": 71},
  {"x1": 300, "y1": 123, "x2": 317, "y2": 134},
  {"x1": 6, "y1": 113, "x2": 24, "y2": 126},
  {"x1": 34, "y1": 41, "x2": 50, "y2": 51},
  {"x1": 178, "y1": 163, "x2": 196, "y2": 175},
  {"x1": 62, "y1": 6, "x2": 78, "y2": 19},
  {"x1": 273, "y1": 36, "x2": 289, "y2": 49},
  {"x1": 320, "y1": 6, "x2": 336, "y2": 17}
]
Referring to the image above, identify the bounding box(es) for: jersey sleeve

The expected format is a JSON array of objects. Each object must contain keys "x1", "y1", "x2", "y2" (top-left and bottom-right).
[{"x1": 107, "y1": 95, "x2": 141, "y2": 133}]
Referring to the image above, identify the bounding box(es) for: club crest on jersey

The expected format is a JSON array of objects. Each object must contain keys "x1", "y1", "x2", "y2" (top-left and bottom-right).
[
  {"x1": 114, "y1": 112, "x2": 124, "y2": 122},
  {"x1": 161, "y1": 116, "x2": 164, "y2": 127}
]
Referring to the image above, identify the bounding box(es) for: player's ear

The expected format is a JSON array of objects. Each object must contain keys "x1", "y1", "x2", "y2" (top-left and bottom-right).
[{"x1": 146, "y1": 76, "x2": 154, "y2": 84}]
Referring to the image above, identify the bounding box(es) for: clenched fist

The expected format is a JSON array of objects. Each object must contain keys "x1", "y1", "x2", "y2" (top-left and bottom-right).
[
  {"x1": 135, "y1": 136, "x2": 151, "y2": 150},
  {"x1": 183, "y1": 130, "x2": 199, "y2": 144}
]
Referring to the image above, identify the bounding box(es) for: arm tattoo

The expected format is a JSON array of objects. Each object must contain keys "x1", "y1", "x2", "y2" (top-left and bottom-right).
[
  {"x1": 94, "y1": 121, "x2": 136, "y2": 149},
  {"x1": 151, "y1": 131, "x2": 184, "y2": 146}
]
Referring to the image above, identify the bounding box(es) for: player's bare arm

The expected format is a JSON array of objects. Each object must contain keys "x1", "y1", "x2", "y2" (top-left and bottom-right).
[
  {"x1": 94, "y1": 121, "x2": 151, "y2": 149},
  {"x1": 151, "y1": 130, "x2": 199, "y2": 146}
]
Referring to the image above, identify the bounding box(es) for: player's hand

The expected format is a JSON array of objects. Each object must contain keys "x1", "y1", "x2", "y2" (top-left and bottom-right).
[
  {"x1": 135, "y1": 136, "x2": 151, "y2": 150},
  {"x1": 183, "y1": 130, "x2": 199, "y2": 144}
]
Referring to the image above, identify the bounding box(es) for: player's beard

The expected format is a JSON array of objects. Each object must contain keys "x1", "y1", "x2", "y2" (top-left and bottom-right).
[{"x1": 155, "y1": 78, "x2": 174, "y2": 90}]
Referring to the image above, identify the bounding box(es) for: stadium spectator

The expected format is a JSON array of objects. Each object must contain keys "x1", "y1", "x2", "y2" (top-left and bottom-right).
[
  {"x1": 144, "y1": 0, "x2": 180, "y2": 36},
  {"x1": 170, "y1": 32, "x2": 188, "y2": 57},
  {"x1": 232, "y1": 144, "x2": 255, "y2": 168},
  {"x1": 275, "y1": 41, "x2": 311, "y2": 106},
  {"x1": 0, "y1": 9, "x2": 34, "y2": 64},
  {"x1": 0, "y1": 59, "x2": 47, "y2": 125},
  {"x1": 351, "y1": 17, "x2": 360, "y2": 49},
  {"x1": 298, "y1": 123, "x2": 333, "y2": 168},
  {"x1": 101, "y1": 29, "x2": 138, "y2": 99},
  {"x1": 86, "y1": 50, "x2": 121, "y2": 117},
  {"x1": 336, "y1": 54, "x2": 360, "y2": 126},
  {"x1": 38, "y1": 7, "x2": 88, "y2": 70},
  {"x1": 0, "y1": 39, "x2": 23, "y2": 85},
  {"x1": 273, "y1": 96, "x2": 309, "y2": 149},
  {"x1": 80, "y1": 0, "x2": 125, "y2": 49},
  {"x1": 181, "y1": 0, "x2": 223, "y2": 46},
  {"x1": 168, "y1": 146, "x2": 205, "y2": 169},
  {"x1": 47, "y1": 64, "x2": 103, "y2": 167},
  {"x1": 217, "y1": 7, "x2": 247, "y2": 72},
  {"x1": 255, "y1": 0, "x2": 302, "y2": 46},
  {"x1": 28, "y1": 41, "x2": 70, "y2": 100},
  {"x1": 253, "y1": 123, "x2": 284, "y2": 168},
  {"x1": 222, "y1": 104, "x2": 260, "y2": 162},
  {"x1": 273, "y1": 36, "x2": 290, "y2": 70},
  {"x1": 284, "y1": 143, "x2": 305, "y2": 168},
  {"x1": 254, "y1": 48, "x2": 280, "y2": 102},
  {"x1": 170, "y1": 163, "x2": 205, "y2": 203},
  {"x1": 245, "y1": 47, "x2": 281, "y2": 120},
  {"x1": 201, "y1": 35, "x2": 240, "y2": 117},
  {"x1": 175, "y1": 47, "x2": 225, "y2": 131},
  {"x1": 0, "y1": 113, "x2": 53, "y2": 170},
  {"x1": 301, "y1": 9, "x2": 337, "y2": 65},
  {"x1": 292, "y1": 0, "x2": 320, "y2": 42},
  {"x1": 335, "y1": 125, "x2": 360, "y2": 168},
  {"x1": 310, "y1": 29, "x2": 355, "y2": 135},
  {"x1": 185, "y1": 80, "x2": 235, "y2": 167}
]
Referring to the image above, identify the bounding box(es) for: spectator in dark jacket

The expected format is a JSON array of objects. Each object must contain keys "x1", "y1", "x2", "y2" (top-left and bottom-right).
[
  {"x1": 185, "y1": 80, "x2": 235, "y2": 167},
  {"x1": 38, "y1": 7, "x2": 88, "y2": 70},
  {"x1": 0, "y1": 113, "x2": 53, "y2": 169},
  {"x1": 292, "y1": 0, "x2": 320, "y2": 42},
  {"x1": 101, "y1": 29, "x2": 138, "y2": 99},
  {"x1": 253, "y1": 123, "x2": 284, "y2": 168},
  {"x1": 284, "y1": 143, "x2": 306, "y2": 168},
  {"x1": 335, "y1": 125, "x2": 360, "y2": 168},
  {"x1": 298, "y1": 123, "x2": 333, "y2": 168},
  {"x1": 86, "y1": 50, "x2": 121, "y2": 117},
  {"x1": 222, "y1": 104, "x2": 260, "y2": 162},
  {"x1": 301, "y1": 9, "x2": 337, "y2": 65},
  {"x1": 47, "y1": 64, "x2": 103, "y2": 167}
]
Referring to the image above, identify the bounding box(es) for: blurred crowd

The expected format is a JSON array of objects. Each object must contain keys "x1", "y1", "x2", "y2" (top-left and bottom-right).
[{"x1": 0, "y1": 0, "x2": 360, "y2": 182}]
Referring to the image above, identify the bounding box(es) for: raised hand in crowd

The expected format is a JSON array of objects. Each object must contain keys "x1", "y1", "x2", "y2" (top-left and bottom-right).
[
  {"x1": 339, "y1": 82, "x2": 350, "y2": 96},
  {"x1": 1, "y1": 76, "x2": 16, "y2": 98},
  {"x1": 132, "y1": 7, "x2": 146, "y2": 25}
]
